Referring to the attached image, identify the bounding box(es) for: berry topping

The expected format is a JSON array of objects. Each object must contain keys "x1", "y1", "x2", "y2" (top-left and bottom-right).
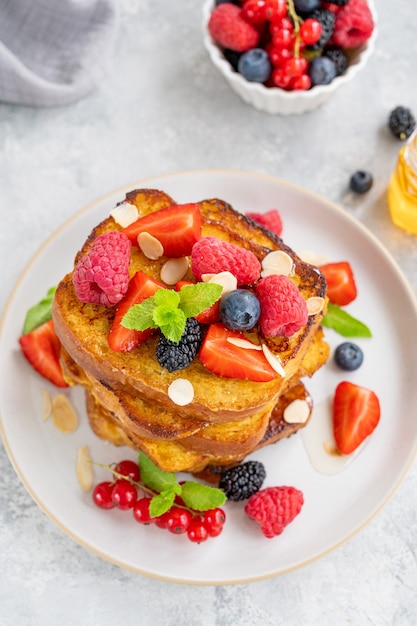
[
  {"x1": 108, "y1": 272, "x2": 165, "y2": 352},
  {"x1": 198, "y1": 323, "x2": 277, "y2": 382},
  {"x1": 246, "y1": 209, "x2": 283, "y2": 237},
  {"x1": 308, "y1": 56, "x2": 337, "y2": 86},
  {"x1": 72, "y1": 231, "x2": 131, "y2": 306},
  {"x1": 237, "y1": 48, "x2": 272, "y2": 82},
  {"x1": 156, "y1": 317, "x2": 203, "y2": 372},
  {"x1": 19, "y1": 319, "x2": 68, "y2": 388},
  {"x1": 208, "y1": 3, "x2": 260, "y2": 52},
  {"x1": 323, "y1": 45, "x2": 349, "y2": 75},
  {"x1": 256, "y1": 275, "x2": 308, "y2": 338},
  {"x1": 334, "y1": 341, "x2": 364, "y2": 371},
  {"x1": 219, "y1": 289, "x2": 261, "y2": 331},
  {"x1": 318, "y1": 261, "x2": 357, "y2": 306},
  {"x1": 122, "y1": 203, "x2": 202, "y2": 258},
  {"x1": 350, "y1": 170, "x2": 373, "y2": 194},
  {"x1": 332, "y1": 381, "x2": 381, "y2": 454},
  {"x1": 245, "y1": 486, "x2": 304, "y2": 538},
  {"x1": 388, "y1": 106, "x2": 417, "y2": 141},
  {"x1": 219, "y1": 461, "x2": 266, "y2": 501},
  {"x1": 330, "y1": 0, "x2": 374, "y2": 49},
  {"x1": 191, "y1": 236, "x2": 261, "y2": 286},
  {"x1": 293, "y1": 0, "x2": 321, "y2": 14},
  {"x1": 309, "y1": 8, "x2": 336, "y2": 49}
]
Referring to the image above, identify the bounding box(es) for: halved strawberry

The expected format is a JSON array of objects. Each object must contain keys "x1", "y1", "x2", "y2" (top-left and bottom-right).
[
  {"x1": 108, "y1": 271, "x2": 165, "y2": 352},
  {"x1": 19, "y1": 319, "x2": 68, "y2": 388},
  {"x1": 122, "y1": 203, "x2": 202, "y2": 257},
  {"x1": 175, "y1": 280, "x2": 221, "y2": 324},
  {"x1": 198, "y1": 323, "x2": 276, "y2": 382},
  {"x1": 319, "y1": 261, "x2": 357, "y2": 306},
  {"x1": 333, "y1": 381, "x2": 381, "y2": 455}
]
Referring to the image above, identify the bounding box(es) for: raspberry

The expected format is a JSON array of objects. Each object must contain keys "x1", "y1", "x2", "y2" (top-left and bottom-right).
[
  {"x1": 219, "y1": 461, "x2": 266, "y2": 501},
  {"x1": 330, "y1": 0, "x2": 374, "y2": 49},
  {"x1": 208, "y1": 4, "x2": 260, "y2": 53},
  {"x1": 72, "y1": 231, "x2": 131, "y2": 306},
  {"x1": 256, "y1": 275, "x2": 308, "y2": 338},
  {"x1": 191, "y1": 237, "x2": 261, "y2": 286},
  {"x1": 246, "y1": 210, "x2": 283, "y2": 237},
  {"x1": 244, "y1": 486, "x2": 304, "y2": 538}
]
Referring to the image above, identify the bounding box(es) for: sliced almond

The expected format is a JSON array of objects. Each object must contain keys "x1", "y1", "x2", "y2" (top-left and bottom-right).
[
  {"x1": 227, "y1": 337, "x2": 262, "y2": 351},
  {"x1": 41, "y1": 389, "x2": 52, "y2": 421},
  {"x1": 110, "y1": 202, "x2": 139, "y2": 227},
  {"x1": 297, "y1": 250, "x2": 330, "y2": 266},
  {"x1": 202, "y1": 271, "x2": 237, "y2": 295},
  {"x1": 168, "y1": 378, "x2": 194, "y2": 406},
  {"x1": 52, "y1": 394, "x2": 78, "y2": 433},
  {"x1": 261, "y1": 251, "x2": 294, "y2": 277},
  {"x1": 283, "y1": 399, "x2": 311, "y2": 424},
  {"x1": 138, "y1": 231, "x2": 164, "y2": 260},
  {"x1": 261, "y1": 343, "x2": 286, "y2": 377},
  {"x1": 76, "y1": 446, "x2": 94, "y2": 492},
  {"x1": 306, "y1": 296, "x2": 325, "y2": 316},
  {"x1": 160, "y1": 257, "x2": 189, "y2": 285}
]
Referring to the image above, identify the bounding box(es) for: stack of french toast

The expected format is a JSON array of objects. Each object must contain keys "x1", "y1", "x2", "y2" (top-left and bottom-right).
[{"x1": 52, "y1": 188, "x2": 329, "y2": 476}]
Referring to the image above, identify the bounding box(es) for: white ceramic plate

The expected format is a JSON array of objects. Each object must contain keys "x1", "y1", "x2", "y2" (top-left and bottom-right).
[{"x1": 2, "y1": 170, "x2": 417, "y2": 585}]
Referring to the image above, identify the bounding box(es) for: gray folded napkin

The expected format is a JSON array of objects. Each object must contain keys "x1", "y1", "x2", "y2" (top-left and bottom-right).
[{"x1": 0, "y1": 0, "x2": 118, "y2": 107}]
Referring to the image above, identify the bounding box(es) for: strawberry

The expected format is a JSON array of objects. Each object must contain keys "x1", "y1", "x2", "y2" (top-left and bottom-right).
[
  {"x1": 198, "y1": 323, "x2": 276, "y2": 382},
  {"x1": 318, "y1": 261, "x2": 357, "y2": 306},
  {"x1": 122, "y1": 203, "x2": 202, "y2": 258},
  {"x1": 333, "y1": 381, "x2": 381, "y2": 455},
  {"x1": 19, "y1": 319, "x2": 68, "y2": 388},
  {"x1": 246, "y1": 209, "x2": 283, "y2": 237},
  {"x1": 108, "y1": 272, "x2": 165, "y2": 352},
  {"x1": 175, "y1": 280, "x2": 220, "y2": 324}
]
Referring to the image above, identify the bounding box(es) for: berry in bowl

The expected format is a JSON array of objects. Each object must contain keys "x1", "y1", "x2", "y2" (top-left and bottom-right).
[{"x1": 202, "y1": 0, "x2": 377, "y2": 114}]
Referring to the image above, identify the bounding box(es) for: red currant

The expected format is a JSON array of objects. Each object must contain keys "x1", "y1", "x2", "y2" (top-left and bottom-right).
[
  {"x1": 203, "y1": 508, "x2": 226, "y2": 528},
  {"x1": 92, "y1": 481, "x2": 115, "y2": 509},
  {"x1": 271, "y1": 66, "x2": 292, "y2": 89},
  {"x1": 270, "y1": 16, "x2": 294, "y2": 35},
  {"x1": 165, "y1": 507, "x2": 192, "y2": 535},
  {"x1": 300, "y1": 18, "x2": 322, "y2": 46},
  {"x1": 291, "y1": 73, "x2": 312, "y2": 90},
  {"x1": 268, "y1": 45, "x2": 292, "y2": 67},
  {"x1": 111, "y1": 480, "x2": 137, "y2": 510},
  {"x1": 282, "y1": 56, "x2": 308, "y2": 79},
  {"x1": 271, "y1": 29, "x2": 294, "y2": 49},
  {"x1": 114, "y1": 459, "x2": 140, "y2": 483},
  {"x1": 132, "y1": 497, "x2": 153, "y2": 524},
  {"x1": 187, "y1": 516, "x2": 209, "y2": 543},
  {"x1": 242, "y1": 0, "x2": 267, "y2": 25},
  {"x1": 264, "y1": 0, "x2": 287, "y2": 21}
]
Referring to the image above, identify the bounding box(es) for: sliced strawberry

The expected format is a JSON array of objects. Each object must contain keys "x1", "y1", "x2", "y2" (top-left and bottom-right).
[
  {"x1": 108, "y1": 271, "x2": 165, "y2": 352},
  {"x1": 198, "y1": 323, "x2": 276, "y2": 382},
  {"x1": 175, "y1": 280, "x2": 221, "y2": 324},
  {"x1": 333, "y1": 381, "x2": 381, "y2": 455},
  {"x1": 319, "y1": 261, "x2": 357, "y2": 306},
  {"x1": 122, "y1": 203, "x2": 202, "y2": 257},
  {"x1": 19, "y1": 319, "x2": 68, "y2": 388}
]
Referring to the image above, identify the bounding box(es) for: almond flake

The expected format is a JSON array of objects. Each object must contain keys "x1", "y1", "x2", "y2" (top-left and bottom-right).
[
  {"x1": 306, "y1": 296, "x2": 325, "y2": 316},
  {"x1": 160, "y1": 257, "x2": 189, "y2": 285},
  {"x1": 261, "y1": 343, "x2": 286, "y2": 377},
  {"x1": 41, "y1": 389, "x2": 52, "y2": 421},
  {"x1": 283, "y1": 399, "x2": 311, "y2": 424},
  {"x1": 138, "y1": 231, "x2": 164, "y2": 260},
  {"x1": 261, "y1": 251, "x2": 294, "y2": 277},
  {"x1": 168, "y1": 378, "x2": 194, "y2": 406},
  {"x1": 76, "y1": 446, "x2": 94, "y2": 492},
  {"x1": 52, "y1": 394, "x2": 78, "y2": 433},
  {"x1": 298, "y1": 250, "x2": 330, "y2": 266},
  {"x1": 202, "y1": 271, "x2": 237, "y2": 295},
  {"x1": 227, "y1": 337, "x2": 262, "y2": 351},
  {"x1": 110, "y1": 202, "x2": 139, "y2": 228}
]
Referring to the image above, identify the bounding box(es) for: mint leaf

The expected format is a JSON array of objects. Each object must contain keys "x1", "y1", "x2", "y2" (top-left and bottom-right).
[
  {"x1": 23, "y1": 287, "x2": 56, "y2": 334},
  {"x1": 121, "y1": 297, "x2": 158, "y2": 330},
  {"x1": 154, "y1": 288, "x2": 180, "y2": 308},
  {"x1": 180, "y1": 481, "x2": 226, "y2": 511},
  {"x1": 322, "y1": 302, "x2": 372, "y2": 338},
  {"x1": 178, "y1": 283, "x2": 222, "y2": 318},
  {"x1": 155, "y1": 307, "x2": 187, "y2": 343},
  {"x1": 138, "y1": 452, "x2": 178, "y2": 492},
  {"x1": 149, "y1": 488, "x2": 177, "y2": 518}
]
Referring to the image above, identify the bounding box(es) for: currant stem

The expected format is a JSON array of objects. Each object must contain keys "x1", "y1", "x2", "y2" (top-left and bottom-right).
[{"x1": 286, "y1": 0, "x2": 303, "y2": 58}]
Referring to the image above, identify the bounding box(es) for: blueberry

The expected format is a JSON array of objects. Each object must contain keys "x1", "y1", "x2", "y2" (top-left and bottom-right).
[
  {"x1": 220, "y1": 289, "x2": 261, "y2": 331},
  {"x1": 334, "y1": 342, "x2": 364, "y2": 371},
  {"x1": 237, "y1": 48, "x2": 271, "y2": 83},
  {"x1": 294, "y1": 0, "x2": 321, "y2": 14},
  {"x1": 350, "y1": 170, "x2": 373, "y2": 194},
  {"x1": 308, "y1": 56, "x2": 337, "y2": 86}
]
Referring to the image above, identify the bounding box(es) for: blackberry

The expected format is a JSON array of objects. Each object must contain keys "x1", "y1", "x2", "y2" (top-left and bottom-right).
[
  {"x1": 156, "y1": 318, "x2": 202, "y2": 372},
  {"x1": 308, "y1": 9, "x2": 336, "y2": 49},
  {"x1": 388, "y1": 106, "x2": 416, "y2": 140},
  {"x1": 323, "y1": 46, "x2": 349, "y2": 76},
  {"x1": 219, "y1": 461, "x2": 266, "y2": 501},
  {"x1": 223, "y1": 48, "x2": 241, "y2": 72}
]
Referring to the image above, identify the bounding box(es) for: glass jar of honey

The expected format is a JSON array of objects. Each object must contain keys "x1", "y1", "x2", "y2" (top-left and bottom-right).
[{"x1": 388, "y1": 130, "x2": 417, "y2": 235}]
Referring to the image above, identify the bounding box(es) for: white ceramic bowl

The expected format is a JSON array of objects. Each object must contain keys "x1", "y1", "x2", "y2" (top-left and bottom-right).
[{"x1": 202, "y1": 0, "x2": 377, "y2": 115}]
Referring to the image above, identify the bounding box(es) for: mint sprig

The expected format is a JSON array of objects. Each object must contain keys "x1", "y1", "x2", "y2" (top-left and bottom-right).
[
  {"x1": 121, "y1": 283, "x2": 222, "y2": 343},
  {"x1": 322, "y1": 302, "x2": 372, "y2": 338},
  {"x1": 23, "y1": 286, "x2": 57, "y2": 334}
]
